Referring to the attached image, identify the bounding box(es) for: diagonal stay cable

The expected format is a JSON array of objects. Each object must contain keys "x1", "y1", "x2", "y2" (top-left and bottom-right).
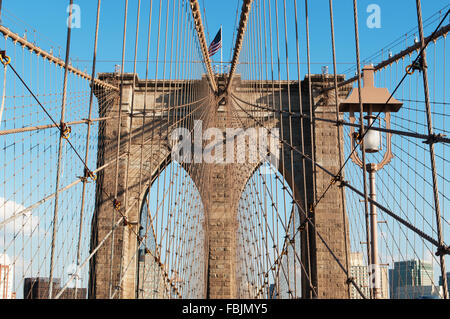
[
  {"x1": 230, "y1": 94, "x2": 443, "y2": 250},
  {"x1": 230, "y1": 95, "x2": 368, "y2": 298},
  {"x1": 3, "y1": 60, "x2": 98, "y2": 179},
  {"x1": 3, "y1": 56, "x2": 194, "y2": 298}
]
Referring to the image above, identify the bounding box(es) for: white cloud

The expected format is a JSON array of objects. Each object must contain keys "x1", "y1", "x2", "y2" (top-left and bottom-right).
[{"x1": 0, "y1": 197, "x2": 39, "y2": 236}]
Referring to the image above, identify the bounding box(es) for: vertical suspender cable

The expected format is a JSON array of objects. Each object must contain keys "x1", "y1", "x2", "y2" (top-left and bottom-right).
[
  {"x1": 116, "y1": 0, "x2": 141, "y2": 299},
  {"x1": 328, "y1": 0, "x2": 351, "y2": 299},
  {"x1": 136, "y1": 0, "x2": 154, "y2": 298},
  {"x1": 49, "y1": 0, "x2": 74, "y2": 299},
  {"x1": 293, "y1": 0, "x2": 313, "y2": 298},
  {"x1": 415, "y1": 0, "x2": 448, "y2": 300},
  {"x1": 75, "y1": 0, "x2": 102, "y2": 299},
  {"x1": 226, "y1": 0, "x2": 253, "y2": 93},
  {"x1": 110, "y1": 0, "x2": 128, "y2": 299},
  {"x1": 304, "y1": 0, "x2": 319, "y2": 295},
  {"x1": 351, "y1": 0, "x2": 374, "y2": 299}
]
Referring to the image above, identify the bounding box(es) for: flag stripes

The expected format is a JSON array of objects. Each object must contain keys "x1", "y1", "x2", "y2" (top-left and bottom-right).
[{"x1": 208, "y1": 28, "x2": 222, "y2": 57}]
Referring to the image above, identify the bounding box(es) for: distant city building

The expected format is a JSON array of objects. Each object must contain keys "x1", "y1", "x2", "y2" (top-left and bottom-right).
[
  {"x1": 379, "y1": 265, "x2": 389, "y2": 299},
  {"x1": 0, "y1": 254, "x2": 14, "y2": 299},
  {"x1": 349, "y1": 252, "x2": 388, "y2": 299},
  {"x1": 24, "y1": 277, "x2": 87, "y2": 299},
  {"x1": 439, "y1": 272, "x2": 450, "y2": 296},
  {"x1": 388, "y1": 268, "x2": 394, "y2": 297},
  {"x1": 394, "y1": 285, "x2": 441, "y2": 299},
  {"x1": 350, "y1": 252, "x2": 370, "y2": 299},
  {"x1": 389, "y1": 259, "x2": 438, "y2": 299}
]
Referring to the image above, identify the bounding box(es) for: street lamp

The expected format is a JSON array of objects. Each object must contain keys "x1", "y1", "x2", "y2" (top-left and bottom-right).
[{"x1": 340, "y1": 65, "x2": 403, "y2": 299}]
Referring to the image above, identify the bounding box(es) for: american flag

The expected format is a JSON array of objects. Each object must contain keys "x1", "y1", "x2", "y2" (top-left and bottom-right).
[{"x1": 208, "y1": 29, "x2": 222, "y2": 57}]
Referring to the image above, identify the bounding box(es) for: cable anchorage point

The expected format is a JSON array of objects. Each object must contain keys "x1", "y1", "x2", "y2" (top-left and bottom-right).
[
  {"x1": 423, "y1": 133, "x2": 446, "y2": 145},
  {"x1": 406, "y1": 56, "x2": 426, "y2": 75},
  {"x1": 436, "y1": 245, "x2": 450, "y2": 257},
  {"x1": 60, "y1": 122, "x2": 72, "y2": 139},
  {"x1": 0, "y1": 50, "x2": 11, "y2": 66}
]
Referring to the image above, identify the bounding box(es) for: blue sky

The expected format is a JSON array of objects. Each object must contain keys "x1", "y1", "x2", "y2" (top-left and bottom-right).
[{"x1": 1, "y1": 1, "x2": 448, "y2": 78}]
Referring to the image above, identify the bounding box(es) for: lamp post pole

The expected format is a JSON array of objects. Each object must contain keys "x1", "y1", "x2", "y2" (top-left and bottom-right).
[
  {"x1": 341, "y1": 64, "x2": 401, "y2": 299},
  {"x1": 368, "y1": 164, "x2": 381, "y2": 299}
]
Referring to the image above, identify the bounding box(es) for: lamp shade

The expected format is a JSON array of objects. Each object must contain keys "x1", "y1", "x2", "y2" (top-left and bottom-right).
[
  {"x1": 339, "y1": 65, "x2": 403, "y2": 113},
  {"x1": 362, "y1": 128, "x2": 381, "y2": 153}
]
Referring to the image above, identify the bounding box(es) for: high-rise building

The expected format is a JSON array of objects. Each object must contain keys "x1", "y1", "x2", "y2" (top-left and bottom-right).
[
  {"x1": 379, "y1": 265, "x2": 389, "y2": 299},
  {"x1": 0, "y1": 254, "x2": 14, "y2": 299},
  {"x1": 349, "y1": 252, "x2": 389, "y2": 299},
  {"x1": 389, "y1": 259, "x2": 438, "y2": 299},
  {"x1": 24, "y1": 277, "x2": 87, "y2": 299},
  {"x1": 349, "y1": 252, "x2": 370, "y2": 299}
]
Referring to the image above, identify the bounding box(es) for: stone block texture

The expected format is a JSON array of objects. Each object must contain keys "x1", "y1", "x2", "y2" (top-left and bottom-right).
[{"x1": 89, "y1": 73, "x2": 351, "y2": 299}]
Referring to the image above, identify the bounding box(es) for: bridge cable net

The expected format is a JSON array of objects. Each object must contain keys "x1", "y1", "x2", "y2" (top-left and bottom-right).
[
  {"x1": 229, "y1": 0, "x2": 449, "y2": 299},
  {"x1": 0, "y1": 0, "x2": 213, "y2": 299},
  {"x1": 0, "y1": 0, "x2": 448, "y2": 300}
]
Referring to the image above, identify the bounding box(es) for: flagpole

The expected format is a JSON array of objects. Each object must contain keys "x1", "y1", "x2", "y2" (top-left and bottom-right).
[{"x1": 220, "y1": 25, "x2": 223, "y2": 74}]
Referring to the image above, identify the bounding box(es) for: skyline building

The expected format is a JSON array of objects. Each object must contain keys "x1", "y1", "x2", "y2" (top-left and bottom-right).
[
  {"x1": 23, "y1": 277, "x2": 87, "y2": 299},
  {"x1": 379, "y1": 265, "x2": 389, "y2": 299},
  {"x1": 389, "y1": 259, "x2": 438, "y2": 299},
  {"x1": 0, "y1": 254, "x2": 14, "y2": 299},
  {"x1": 349, "y1": 252, "x2": 389, "y2": 299},
  {"x1": 349, "y1": 252, "x2": 370, "y2": 299}
]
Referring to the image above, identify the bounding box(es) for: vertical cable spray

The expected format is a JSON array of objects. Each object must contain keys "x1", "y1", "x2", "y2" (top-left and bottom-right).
[
  {"x1": 116, "y1": 0, "x2": 141, "y2": 299},
  {"x1": 293, "y1": 0, "x2": 313, "y2": 298},
  {"x1": 275, "y1": 0, "x2": 291, "y2": 296},
  {"x1": 351, "y1": 0, "x2": 374, "y2": 299},
  {"x1": 189, "y1": 0, "x2": 217, "y2": 92},
  {"x1": 75, "y1": 0, "x2": 102, "y2": 299},
  {"x1": 227, "y1": 0, "x2": 253, "y2": 92},
  {"x1": 304, "y1": 0, "x2": 319, "y2": 296},
  {"x1": 124, "y1": 0, "x2": 141, "y2": 229},
  {"x1": 415, "y1": 0, "x2": 448, "y2": 300},
  {"x1": 136, "y1": 1, "x2": 154, "y2": 297},
  {"x1": 328, "y1": 0, "x2": 351, "y2": 298},
  {"x1": 48, "y1": 0, "x2": 74, "y2": 299},
  {"x1": 110, "y1": 0, "x2": 128, "y2": 299},
  {"x1": 1, "y1": 0, "x2": 448, "y2": 301},
  {"x1": 281, "y1": 0, "x2": 299, "y2": 297}
]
